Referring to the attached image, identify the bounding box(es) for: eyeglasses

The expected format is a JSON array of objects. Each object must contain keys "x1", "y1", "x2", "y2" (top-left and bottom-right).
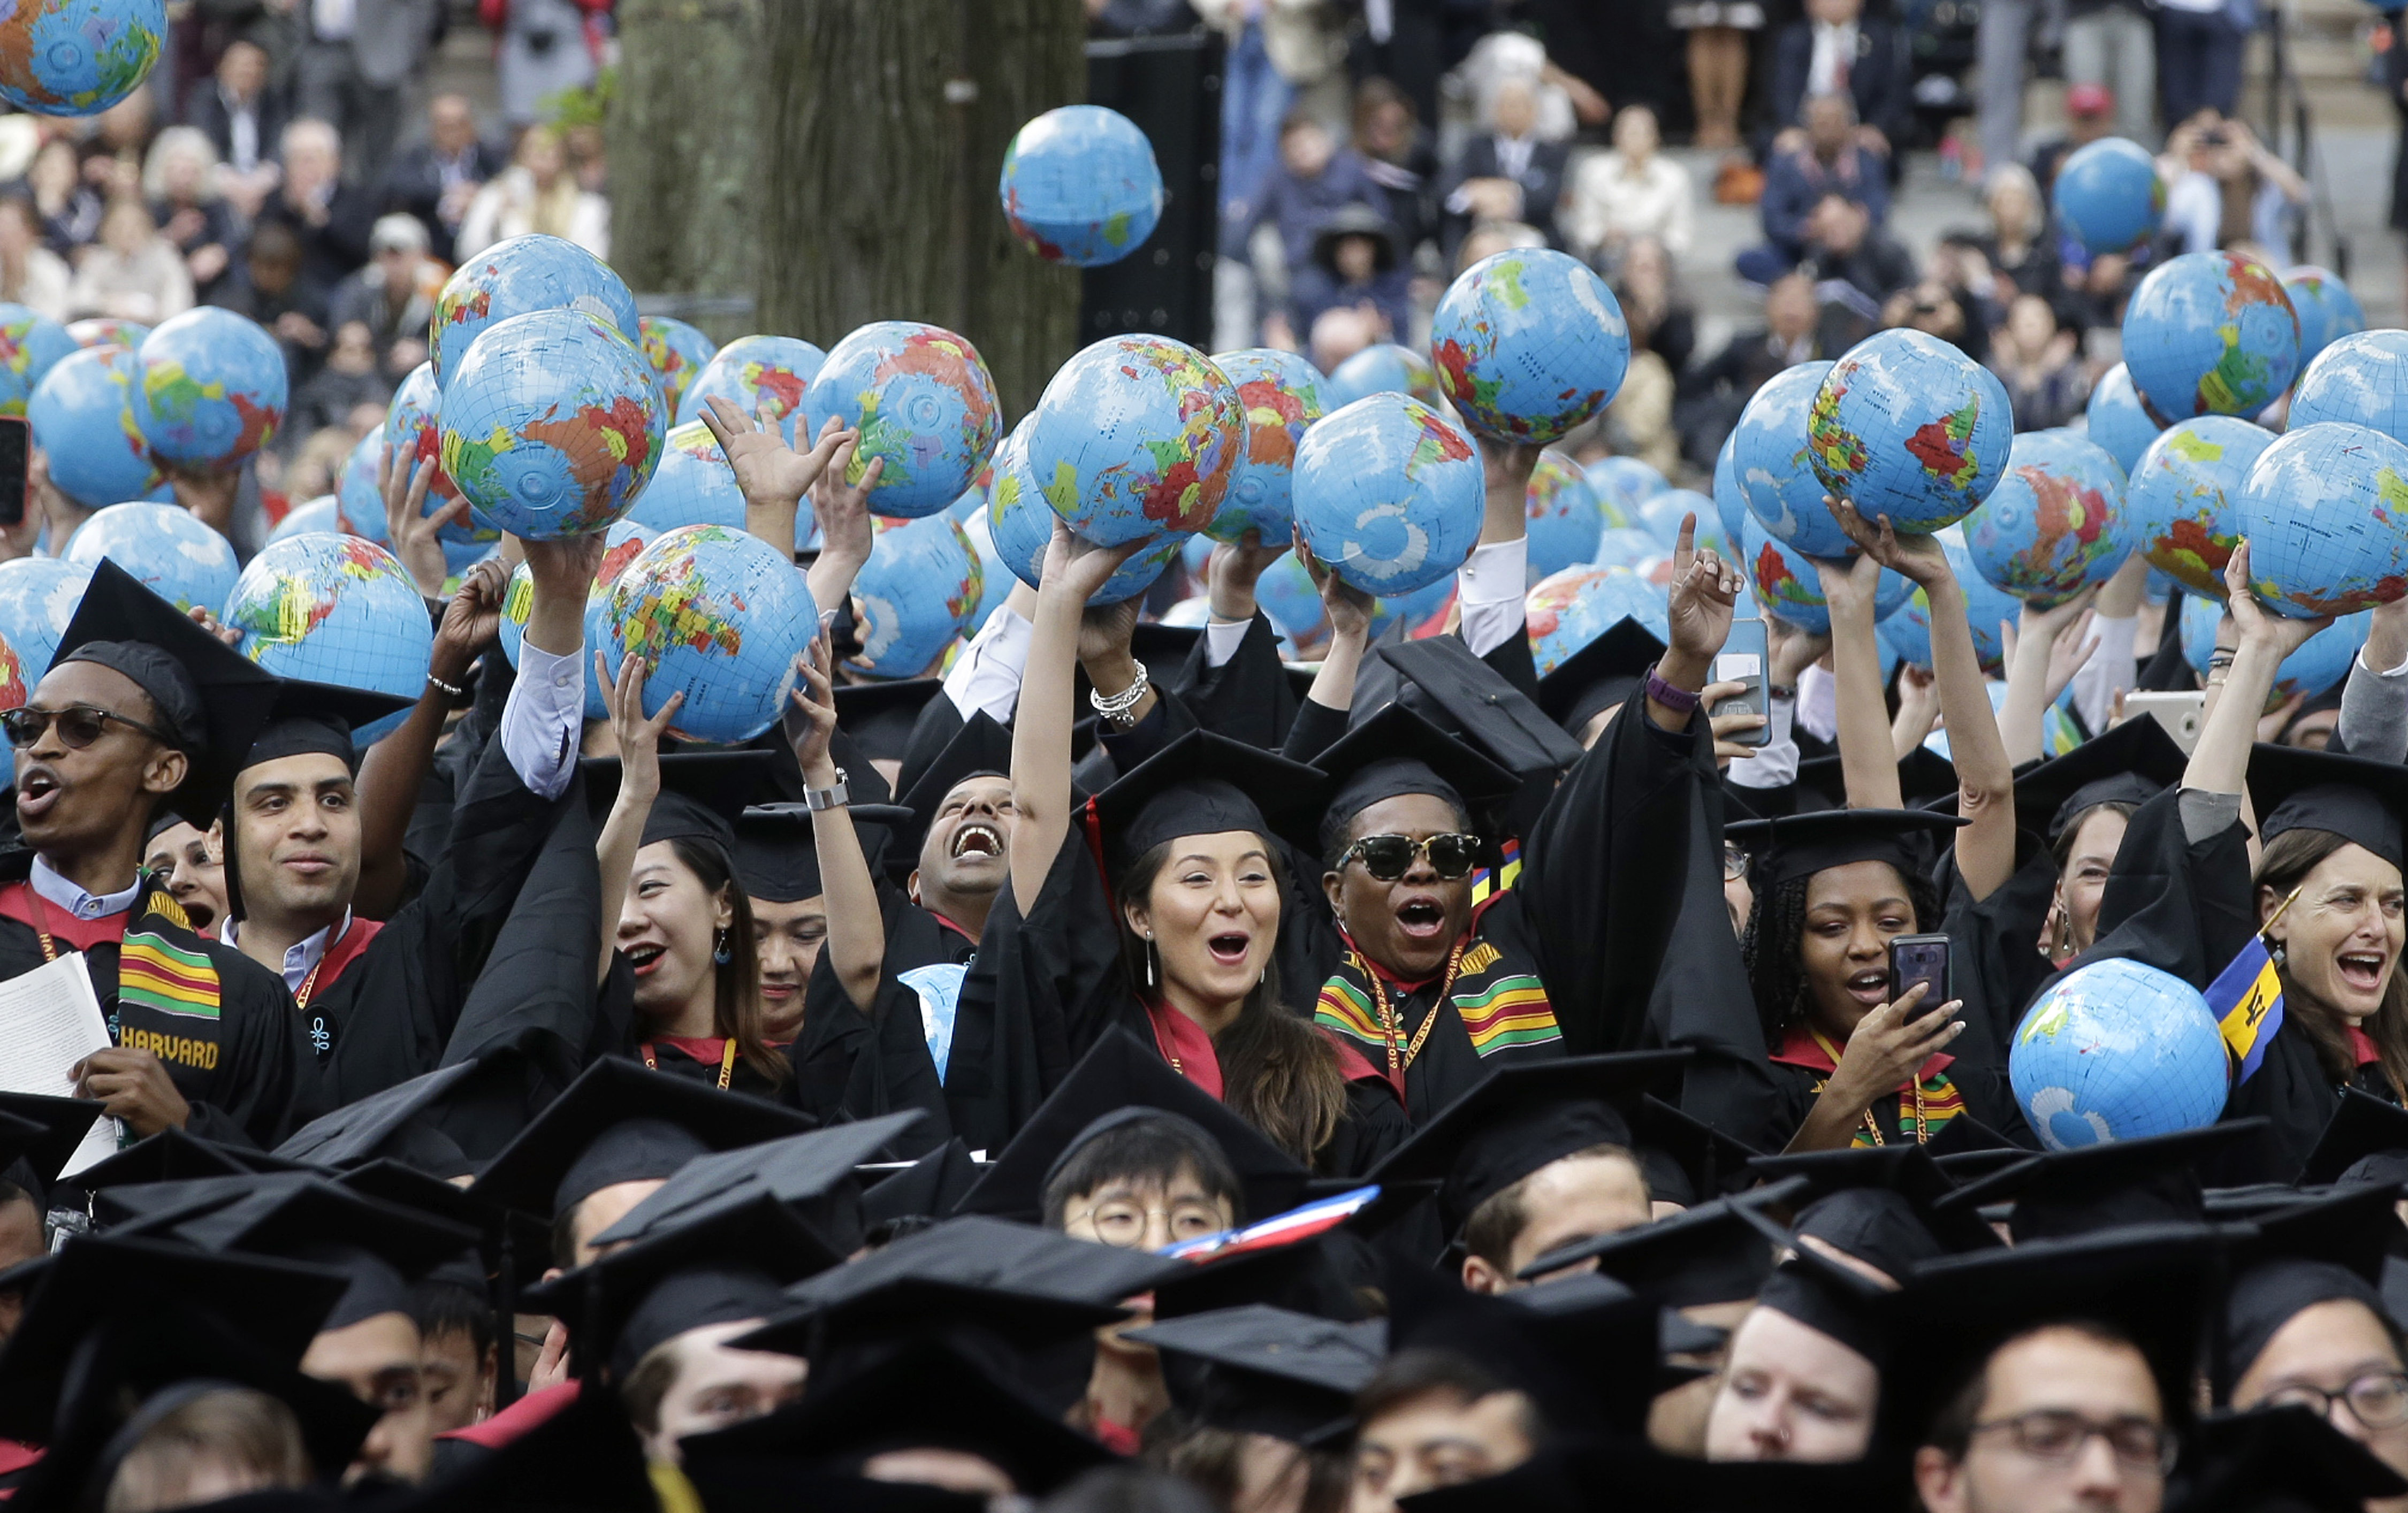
[
  {"x1": 1068, "y1": 1199, "x2": 1230, "y2": 1249},
  {"x1": 1342, "y1": 832, "x2": 1482, "y2": 882},
  {"x1": 1969, "y1": 1411, "x2": 2176, "y2": 1476},
  {"x1": 1723, "y1": 842, "x2": 1751, "y2": 882},
  {"x1": 1, "y1": 703, "x2": 172, "y2": 751},
  {"x1": 2262, "y1": 1372, "x2": 2408, "y2": 1430}
]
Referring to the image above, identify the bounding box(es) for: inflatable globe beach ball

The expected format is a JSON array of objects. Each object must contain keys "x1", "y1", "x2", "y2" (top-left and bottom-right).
[
  {"x1": 1962, "y1": 429, "x2": 2133, "y2": 605},
  {"x1": 1023, "y1": 333, "x2": 1239, "y2": 545},
  {"x1": 1527, "y1": 565, "x2": 1668, "y2": 677},
  {"x1": 1525, "y1": 449, "x2": 1604, "y2": 578},
  {"x1": 440, "y1": 308, "x2": 665, "y2": 538},
  {"x1": 224, "y1": 535, "x2": 433, "y2": 743},
  {"x1": 849, "y1": 514, "x2": 983, "y2": 679},
  {"x1": 1588, "y1": 453, "x2": 1669, "y2": 531},
  {"x1": 637, "y1": 315, "x2": 718, "y2": 418},
  {"x1": 1207, "y1": 347, "x2": 1325, "y2": 546},
  {"x1": 0, "y1": 305, "x2": 76, "y2": 418},
  {"x1": 2125, "y1": 415, "x2": 2272, "y2": 598},
  {"x1": 1294, "y1": 392, "x2": 1483, "y2": 598},
  {"x1": 1645, "y1": 489, "x2": 1718, "y2": 554},
  {"x1": 1323, "y1": 342, "x2": 1443, "y2": 411},
  {"x1": 2179, "y1": 593, "x2": 2369, "y2": 701},
  {"x1": 1429, "y1": 247, "x2": 1629, "y2": 443},
  {"x1": 1736, "y1": 361, "x2": 1846, "y2": 558},
  {"x1": 2287, "y1": 328, "x2": 2408, "y2": 446},
  {"x1": 66, "y1": 317, "x2": 146, "y2": 350},
  {"x1": 1253, "y1": 551, "x2": 1330, "y2": 651},
  {"x1": 1591, "y1": 526, "x2": 1664, "y2": 572},
  {"x1": 1881, "y1": 532, "x2": 2020, "y2": 671},
  {"x1": 2012, "y1": 957, "x2": 2228, "y2": 1149},
  {"x1": 2122, "y1": 250, "x2": 2299, "y2": 421},
  {"x1": 0, "y1": 0, "x2": 165, "y2": 116},
  {"x1": 430, "y1": 232, "x2": 641, "y2": 388},
  {"x1": 62, "y1": 501, "x2": 238, "y2": 614},
  {"x1": 499, "y1": 518, "x2": 659, "y2": 720},
  {"x1": 386, "y1": 361, "x2": 497, "y2": 549},
  {"x1": 629, "y1": 420, "x2": 751, "y2": 536},
  {"x1": 2237, "y1": 421, "x2": 2408, "y2": 618},
  {"x1": 2049, "y1": 138, "x2": 2165, "y2": 256},
  {"x1": 999, "y1": 104, "x2": 1164, "y2": 267},
  {"x1": 29, "y1": 343, "x2": 164, "y2": 510},
  {"x1": 985, "y1": 420, "x2": 1184, "y2": 606},
  {"x1": 1709, "y1": 433, "x2": 1746, "y2": 544},
  {"x1": 801, "y1": 321, "x2": 1001, "y2": 520},
  {"x1": 2084, "y1": 362, "x2": 2163, "y2": 476},
  {"x1": 269, "y1": 495, "x2": 342, "y2": 542},
  {"x1": 334, "y1": 429, "x2": 386, "y2": 539},
  {"x1": 603, "y1": 524, "x2": 818, "y2": 743},
  {"x1": 2284, "y1": 266, "x2": 2365, "y2": 373},
  {"x1": 1740, "y1": 512, "x2": 1911, "y2": 636},
  {"x1": 674, "y1": 333, "x2": 826, "y2": 448},
  {"x1": 131, "y1": 307, "x2": 286, "y2": 464},
  {"x1": 1807, "y1": 327, "x2": 2013, "y2": 533},
  {"x1": 0, "y1": 555, "x2": 91, "y2": 684}
]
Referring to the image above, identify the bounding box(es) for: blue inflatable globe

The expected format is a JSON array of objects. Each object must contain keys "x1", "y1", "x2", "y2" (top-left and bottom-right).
[
  {"x1": 956, "y1": 507, "x2": 1000, "y2": 628},
  {"x1": 62, "y1": 501, "x2": 237, "y2": 614},
  {"x1": 1525, "y1": 450, "x2": 1604, "y2": 578},
  {"x1": 1881, "y1": 533, "x2": 2018, "y2": 671},
  {"x1": 2180, "y1": 592, "x2": 2368, "y2": 700},
  {"x1": 2126, "y1": 416, "x2": 2270, "y2": 598},
  {"x1": 29, "y1": 343, "x2": 165, "y2": 509},
  {"x1": 1322, "y1": 343, "x2": 1442, "y2": 411},
  {"x1": 1208, "y1": 348, "x2": 1325, "y2": 545},
  {"x1": 1807, "y1": 328, "x2": 2013, "y2": 532},
  {"x1": 225, "y1": 536, "x2": 433, "y2": 743},
  {"x1": 2012, "y1": 957, "x2": 2228, "y2": 1149},
  {"x1": 674, "y1": 334, "x2": 826, "y2": 448},
  {"x1": 1023, "y1": 333, "x2": 1239, "y2": 545},
  {"x1": 0, "y1": 304, "x2": 75, "y2": 418},
  {"x1": 1527, "y1": 567, "x2": 1667, "y2": 676},
  {"x1": 1429, "y1": 248, "x2": 1629, "y2": 443},
  {"x1": 1294, "y1": 393, "x2": 1482, "y2": 597},
  {"x1": 2237, "y1": 421, "x2": 2408, "y2": 617},
  {"x1": 430, "y1": 233, "x2": 639, "y2": 389},
  {"x1": 801, "y1": 321, "x2": 1001, "y2": 520},
  {"x1": 1591, "y1": 526, "x2": 1663, "y2": 571},
  {"x1": 270, "y1": 496, "x2": 341, "y2": 542},
  {"x1": 0, "y1": 0, "x2": 163, "y2": 115},
  {"x1": 131, "y1": 307, "x2": 286, "y2": 464},
  {"x1": 1736, "y1": 361, "x2": 1846, "y2": 557},
  {"x1": 2122, "y1": 250, "x2": 2300, "y2": 420},
  {"x1": 334, "y1": 430, "x2": 391, "y2": 539},
  {"x1": 1253, "y1": 551, "x2": 1330, "y2": 651},
  {"x1": 386, "y1": 360, "x2": 498, "y2": 552},
  {"x1": 498, "y1": 518, "x2": 658, "y2": 720},
  {"x1": 850, "y1": 514, "x2": 983, "y2": 678},
  {"x1": 1740, "y1": 513, "x2": 1910, "y2": 635},
  {"x1": 637, "y1": 316, "x2": 717, "y2": 418},
  {"x1": 1645, "y1": 490, "x2": 1717, "y2": 552},
  {"x1": 2084, "y1": 363, "x2": 2162, "y2": 475},
  {"x1": 1588, "y1": 454, "x2": 1667, "y2": 531},
  {"x1": 439, "y1": 308, "x2": 664, "y2": 538},
  {"x1": 1709, "y1": 433, "x2": 1746, "y2": 542},
  {"x1": 999, "y1": 105, "x2": 1163, "y2": 267},
  {"x1": 0, "y1": 555, "x2": 90, "y2": 687},
  {"x1": 2284, "y1": 267, "x2": 2365, "y2": 374},
  {"x1": 600, "y1": 524, "x2": 818, "y2": 743},
  {"x1": 2049, "y1": 138, "x2": 2165, "y2": 256},
  {"x1": 1379, "y1": 574, "x2": 1456, "y2": 638},
  {"x1": 2287, "y1": 329, "x2": 2408, "y2": 445},
  {"x1": 985, "y1": 421, "x2": 1183, "y2": 606},
  {"x1": 630, "y1": 421, "x2": 758, "y2": 537},
  {"x1": 1963, "y1": 430, "x2": 2133, "y2": 605}
]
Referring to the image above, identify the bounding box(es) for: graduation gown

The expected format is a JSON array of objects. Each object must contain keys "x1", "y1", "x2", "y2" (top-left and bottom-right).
[
  {"x1": 0, "y1": 857, "x2": 308, "y2": 1149},
  {"x1": 781, "y1": 884, "x2": 957, "y2": 1153}
]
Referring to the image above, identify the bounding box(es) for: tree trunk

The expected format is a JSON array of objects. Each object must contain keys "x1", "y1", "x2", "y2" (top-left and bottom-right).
[
  {"x1": 605, "y1": 0, "x2": 767, "y2": 343},
  {"x1": 759, "y1": 0, "x2": 1085, "y2": 421}
]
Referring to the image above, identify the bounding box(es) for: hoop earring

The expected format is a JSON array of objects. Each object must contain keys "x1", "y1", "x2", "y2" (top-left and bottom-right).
[
  {"x1": 1144, "y1": 934, "x2": 1159, "y2": 990},
  {"x1": 713, "y1": 928, "x2": 732, "y2": 966}
]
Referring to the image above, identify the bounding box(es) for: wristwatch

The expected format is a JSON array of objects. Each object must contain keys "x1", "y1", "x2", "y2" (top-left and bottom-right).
[{"x1": 804, "y1": 768, "x2": 851, "y2": 812}]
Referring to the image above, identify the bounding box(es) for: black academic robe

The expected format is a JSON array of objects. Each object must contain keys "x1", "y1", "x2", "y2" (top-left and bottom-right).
[
  {"x1": 0, "y1": 854, "x2": 308, "y2": 1149},
  {"x1": 314, "y1": 724, "x2": 582, "y2": 1107},
  {"x1": 783, "y1": 884, "x2": 956, "y2": 1153}
]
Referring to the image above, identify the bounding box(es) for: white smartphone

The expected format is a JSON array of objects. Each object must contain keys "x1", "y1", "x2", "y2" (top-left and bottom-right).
[{"x1": 2124, "y1": 690, "x2": 2207, "y2": 754}]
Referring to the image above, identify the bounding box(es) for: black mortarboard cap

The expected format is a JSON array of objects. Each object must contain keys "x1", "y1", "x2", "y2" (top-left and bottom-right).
[
  {"x1": 2011, "y1": 717, "x2": 2189, "y2": 844},
  {"x1": 1127, "y1": 1305, "x2": 1384, "y2": 1442},
  {"x1": 895, "y1": 710, "x2": 1014, "y2": 870},
  {"x1": 1384, "y1": 1248, "x2": 1662, "y2": 1434},
  {"x1": 272, "y1": 1062, "x2": 481, "y2": 1170},
  {"x1": 393, "y1": 1374, "x2": 655, "y2": 1512},
  {"x1": 67, "y1": 1125, "x2": 315, "y2": 1190},
  {"x1": 467, "y1": 1056, "x2": 814, "y2": 1219},
  {"x1": 1312, "y1": 701, "x2": 1521, "y2": 843},
  {"x1": 1367, "y1": 1051, "x2": 1690, "y2": 1237},
  {"x1": 580, "y1": 751, "x2": 778, "y2": 853},
  {"x1": 1750, "y1": 1144, "x2": 2002, "y2": 1266},
  {"x1": 729, "y1": 803, "x2": 820, "y2": 902},
  {"x1": 1535, "y1": 616, "x2": 1666, "y2": 735},
  {"x1": 952, "y1": 1028, "x2": 1309, "y2": 1226},
  {"x1": 2234, "y1": 1181, "x2": 2403, "y2": 1287},
  {"x1": 1087, "y1": 729, "x2": 1327, "y2": 876},
  {"x1": 1630, "y1": 1096, "x2": 1762, "y2": 1208},
  {"x1": 863, "y1": 1138, "x2": 985, "y2": 1228},
  {"x1": 2305, "y1": 1088, "x2": 2408, "y2": 1187},
  {"x1": 833, "y1": 678, "x2": 946, "y2": 765},
  {"x1": 50, "y1": 560, "x2": 284, "y2": 824},
  {"x1": 1354, "y1": 635, "x2": 1584, "y2": 783},
  {"x1": 2219, "y1": 1183, "x2": 2406, "y2": 1386},
  {"x1": 588, "y1": 1110, "x2": 925, "y2": 1262},
  {"x1": 1750, "y1": 1235, "x2": 1895, "y2": 1367},
  {"x1": 1933, "y1": 1120, "x2": 2273, "y2": 1242},
  {"x1": 333, "y1": 1158, "x2": 546, "y2": 1265},
  {"x1": 0, "y1": 1090, "x2": 101, "y2": 1187},
  {"x1": 1521, "y1": 1178, "x2": 1809, "y2": 1302},
  {"x1": 240, "y1": 676, "x2": 414, "y2": 774},
  {"x1": 2176, "y1": 1405, "x2": 2408, "y2": 1513},
  {"x1": 2249, "y1": 743, "x2": 2408, "y2": 871},
  {"x1": 1796, "y1": 746, "x2": 1963, "y2": 811},
  {"x1": 1726, "y1": 806, "x2": 1968, "y2": 889}
]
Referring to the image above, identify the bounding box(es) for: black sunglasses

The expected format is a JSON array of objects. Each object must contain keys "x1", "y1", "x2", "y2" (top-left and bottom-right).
[
  {"x1": 1343, "y1": 832, "x2": 1482, "y2": 882},
  {"x1": 2, "y1": 703, "x2": 172, "y2": 752}
]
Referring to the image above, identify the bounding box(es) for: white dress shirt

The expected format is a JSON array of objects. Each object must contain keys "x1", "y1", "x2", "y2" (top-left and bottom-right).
[
  {"x1": 499, "y1": 640, "x2": 585, "y2": 801},
  {"x1": 1807, "y1": 20, "x2": 1858, "y2": 97},
  {"x1": 1456, "y1": 538, "x2": 1529, "y2": 660},
  {"x1": 942, "y1": 603, "x2": 1035, "y2": 725}
]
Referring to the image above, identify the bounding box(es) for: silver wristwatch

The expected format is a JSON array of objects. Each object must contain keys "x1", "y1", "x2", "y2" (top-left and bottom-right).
[{"x1": 804, "y1": 767, "x2": 851, "y2": 811}]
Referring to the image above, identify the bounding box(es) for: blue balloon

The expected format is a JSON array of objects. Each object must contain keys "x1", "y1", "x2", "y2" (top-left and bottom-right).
[
  {"x1": 1429, "y1": 248, "x2": 1629, "y2": 443},
  {"x1": 1293, "y1": 393, "x2": 1483, "y2": 597},
  {"x1": 851, "y1": 514, "x2": 983, "y2": 677},
  {"x1": 2283, "y1": 266, "x2": 2366, "y2": 375},
  {"x1": 601, "y1": 524, "x2": 818, "y2": 743},
  {"x1": 629, "y1": 421, "x2": 755, "y2": 537},
  {"x1": 673, "y1": 334, "x2": 826, "y2": 448},
  {"x1": 440, "y1": 308, "x2": 665, "y2": 538},
  {"x1": 1739, "y1": 513, "x2": 1910, "y2": 635},
  {"x1": 0, "y1": 555, "x2": 92, "y2": 684},
  {"x1": 802, "y1": 322, "x2": 1003, "y2": 521},
  {"x1": 2083, "y1": 362, "x2": 2162, "y2": 475},
  {"x1": 1254, "y1": 551, "x2": 1331, "y2": 650},
  {"x1": 131, "y1": 307, "x2": 287, "y2": 464},
  {"x1": 1587, "y1": 454, "x2": 1668, "y2": 530},
  {"x1": 30, "y1": 343, "x2": 168, "y2": 509},
  {"x1": 999, "y1": 105, "x2": 1164, "y2": 268},
  {"x1": 1644, "y1": 489, "x2": 1714, "y2": 551},
  {"x1": 1022, "y1": 333, "x2": 1238, "y2": 544},
  {"x1": 1807, "y1": 328, "x2": 2014, "y2": 533},
  {"x1": 0, "y1": 304, "x2": 78, "y2": 417},
  {"x1": 62, "y1": 501, "x2": 238, "y2": 614},
  {"x1": 225, "y1": 535, "x2": 433, "y2": 743},
  {"x1": 0, "y1": 0, "x2": 166, "y2": 116},
  {"x1": 2011, "y1": 957, "x2": 2227, "y2": 1149},
  {"x1": 1709, "y1": 432, "x2": 1747, "y2": 543},
  {"x1": 2179, "y1": 593, "x2": 2368, "y2": 700},
  {"x1": 1880, "y1": 534, "x2": 2020, "y2": 670},
  {"x1": 1322, "y1": 343, "x2": 1440, "y2": 410},
  {"x1": 2049, "y1": 137, "x2": 2165, "y2": 255},
  {"x1": 2125, "y1": 415, "x2": 2270, "y2": 597},
  {"x1": 270, "y1": 496, "x2": 342, "y2": 541},
  {"x1": 1527, "y1": 566, "x2": 1666, "y2": 676},
  {"x1": 637, "y1": 315, "x2": 718, "y2": 417},
  {"x1": 1590, "y1": 527, "x2": 1663, "y2": 571},
  {"x1": 1209, "y1": 347, "x2": 1326, "y2": 545},
  {"x1": 1525, "y1": 451, "x2": 1604, "y2": 578},
  {"x1": 986, "y1": 421, "x2": 1183, "y2": 605},
  {"x1": 386, "y1": 360, "x2": 501, "y2": 550},
  {"x1": 498, "y1": 519, "x2": 660, "y2": 720},
  {"x1": 431, "y1": 233, "x2": 640, "y2": 389},
  {"x1": 1962, "y1": 429, "x2": 2133, "y2": 605},
  {"x1": 2287, "y1": 329, "x2": 2408, "y2": 446},
  {"x1": 335, "y1": 430, "x2": 386, "y2": 540},
  {"x1": 2122, "y1": 250, "x2": 2300, "y2": 420},
  {"x1": 1736, "y1": 361, "x2": 1846, "y2": 556},
  {"x1": 2236, "y1": 421, "x2": 2408, "y2": 618}
]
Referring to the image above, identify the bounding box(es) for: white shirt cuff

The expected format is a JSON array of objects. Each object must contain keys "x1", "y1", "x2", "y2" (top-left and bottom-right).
[
  {"x1": 1457, "y1": 538, "x2": 1528, "y2": 659},
  {"x1": 943, "y1": 603, "x2": 1033, "y2": 725},
  {"x1": 1796, "y1": 662, "x2": 1839, "y2": 744},
  {"x1": 2364, "y1": 646, "x2": 2408, "y2": 680},
  {"x1": 1205, "y1": 617, "x2": 1248, "y2": 669},
  {"x1": 1727, "y1": 694, "x2": 1800, "y2": 789},
  {"x1": 502, "y1": 640, "x2": 583, "y2": 801}
]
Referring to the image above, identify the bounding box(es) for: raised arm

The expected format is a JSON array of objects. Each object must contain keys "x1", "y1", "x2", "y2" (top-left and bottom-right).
[
  {"x1": 593, "y1": 653, "x2": 683, "y2": 986},
  {"x1": 1293, "y1": 530, "x2": 1374, "y2": 716},
  {"x1": 1998, "y1": 589, "x2": 2098, "y2": 766},
  {"x1": 701, "y1": 396, "x2": 850, "y2": 572},
  {"x1": 786, "y1": 633, "x2": 884, "y2": 1012},
  {"x1": 1458, "y1": 438, "x2": 1538, "y2": 666},
  {"x1": 2189, "y1": 544, "x2": 2330, "y2": 804},
  {"x1": 1812, "y1": 549, "x2": 1906, "y2": 809}
]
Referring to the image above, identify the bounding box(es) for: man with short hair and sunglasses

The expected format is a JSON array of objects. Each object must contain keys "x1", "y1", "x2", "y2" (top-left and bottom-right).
[
  {"x1": 1915, "y1": 1321, "x2": 2176, "y2": 1513},
  {"x1": 0, "y1": 563, "x2": 307, "y2": 1148}
]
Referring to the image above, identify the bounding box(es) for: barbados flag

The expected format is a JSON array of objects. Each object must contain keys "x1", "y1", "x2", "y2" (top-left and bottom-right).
[{"x1": 2205, "y1": 934, "x2": 2285, "y2": 1086}]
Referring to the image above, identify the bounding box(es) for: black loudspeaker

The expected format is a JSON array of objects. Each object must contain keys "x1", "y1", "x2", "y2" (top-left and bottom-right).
[{"x1": 1082, "y1": 30, "x2": 1223, "y2": 349}]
